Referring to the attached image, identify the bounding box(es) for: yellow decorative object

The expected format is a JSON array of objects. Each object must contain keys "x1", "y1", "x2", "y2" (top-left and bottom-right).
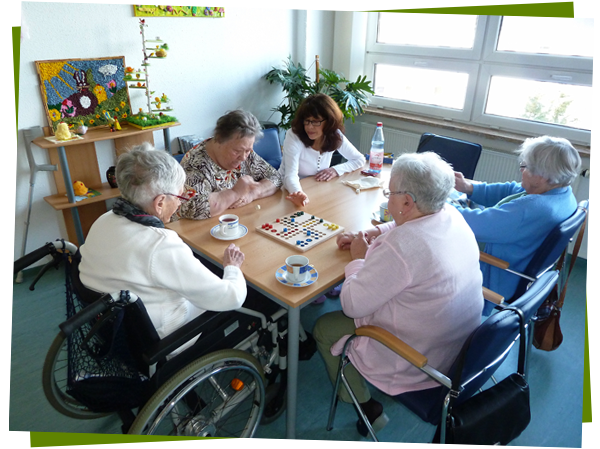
[
  {"x1": 73, "y1": 181, "x2": 89, "y2": 196},
  {"x1": 55, "y1": 122, "x2": 72, "y2": 140},
  {"x1": 156, "y1": 48, "x2": 167, "y2": 58},
  {"x1": 93, "y1": 85, "x2": 108, "y2": 103}
]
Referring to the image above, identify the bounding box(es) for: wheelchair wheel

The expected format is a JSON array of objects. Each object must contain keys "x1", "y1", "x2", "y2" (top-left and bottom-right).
[
  {"x1": 42, "y1": 331, "x2": 111, "y2": 419},
  {"x1": 129, "y1": 349, "x2": 265, "y2": 437}
]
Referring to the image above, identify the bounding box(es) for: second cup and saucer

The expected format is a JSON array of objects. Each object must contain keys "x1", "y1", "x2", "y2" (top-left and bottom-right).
[
  {"x1": 276, "y1": 255, "x2": 319, "y2": 287},
  {"x1": 210, "y1": 214, "x2": 248, "y2": 241}
]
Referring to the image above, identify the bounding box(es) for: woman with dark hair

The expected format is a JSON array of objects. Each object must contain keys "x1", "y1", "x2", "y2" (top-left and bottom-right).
[{"x1": 279, "y1": 93, "x2": 365, "y2": 207}]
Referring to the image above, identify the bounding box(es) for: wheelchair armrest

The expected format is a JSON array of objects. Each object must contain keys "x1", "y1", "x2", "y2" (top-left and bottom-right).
[
  {"x1": 483, "y1": 287, "x2": 504, "y2": 305},
  {"x1": 142, "y1": 310, "x2": 221, "y2": 365},
  {"x1": 355, "y1": 325, "x2": 428, "y2": 368},
  {"x1": 479, "y1": 251, "x2": 510, "y2": 269}
]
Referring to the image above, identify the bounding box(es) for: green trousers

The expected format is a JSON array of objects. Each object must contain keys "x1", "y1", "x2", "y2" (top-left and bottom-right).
[{"x1": 313, "y1": 310, "x2": 371, "y2": 404}]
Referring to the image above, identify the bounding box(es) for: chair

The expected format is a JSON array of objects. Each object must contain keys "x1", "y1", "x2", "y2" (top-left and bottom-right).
[
  {"x1": 253, "y1": 127, "x2": 282, "y2": 169},
  {"x1": 480, "y1": 199, "x2": 588, "y2": 378},
  {"x1": 326, "y1": 271, "x2": 558, "y2": 443},
  {"x1": 416, "y1": 132, "x2": 482, "y2": 179}
]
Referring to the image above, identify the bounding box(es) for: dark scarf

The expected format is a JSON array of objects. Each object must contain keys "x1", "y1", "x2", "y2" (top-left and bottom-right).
[{"x1": 112, "y1": 197, "x2": 164, "y2": 228}]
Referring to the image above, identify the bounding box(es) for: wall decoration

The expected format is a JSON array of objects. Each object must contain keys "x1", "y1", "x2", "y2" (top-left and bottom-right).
[
  {"x1": 133, "y1": 5, "x2": 225, "y2": 18},
  {"x1": 35, "y1": 56, "x2": 132, "y2": 133},
  {"x1": 125, "y1": 19, "x2": 178, "y2": 130}
]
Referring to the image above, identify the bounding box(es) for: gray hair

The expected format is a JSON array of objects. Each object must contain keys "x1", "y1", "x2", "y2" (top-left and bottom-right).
[
  {"x1": 516, "y1": 136, "x2": 581, "y2": 186},
  {"x1": 116, "y1": 142, "x2": 186, "y2": 210},
  {"x1": 389, "y1": 152, "x2": 455, "y2": 214},
  {"x1": 214, "y1": 109, "x2": 263, "y2": 144}
]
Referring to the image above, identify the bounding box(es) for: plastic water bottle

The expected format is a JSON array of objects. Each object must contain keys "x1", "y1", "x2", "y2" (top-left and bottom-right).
[{"x1": 369, "y1": 122, "x2": 385, "y2": 173}]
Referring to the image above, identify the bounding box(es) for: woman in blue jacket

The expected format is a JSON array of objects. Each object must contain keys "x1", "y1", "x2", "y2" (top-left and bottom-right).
[{"x1": 452, "y1": 135, "x2": 581, "y2": 311}]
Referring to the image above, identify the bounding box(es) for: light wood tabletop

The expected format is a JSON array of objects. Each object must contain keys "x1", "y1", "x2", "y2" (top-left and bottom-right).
[{"x1": 167, "y1": 164, "x2": 392, "y2": 308}]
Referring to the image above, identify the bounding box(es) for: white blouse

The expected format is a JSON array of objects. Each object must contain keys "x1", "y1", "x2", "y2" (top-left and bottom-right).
[{"x1": 279, "y1": 129, "x2": 366, "y2": 194}]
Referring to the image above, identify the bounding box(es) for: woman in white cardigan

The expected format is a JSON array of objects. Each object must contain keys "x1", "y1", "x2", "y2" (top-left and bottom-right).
[
  {"x1": 79, "y1": 143, "x2": 247, "y2": 356},
  {"x1": 279, "y1": 93, "x2": 366, "y2": 207}
]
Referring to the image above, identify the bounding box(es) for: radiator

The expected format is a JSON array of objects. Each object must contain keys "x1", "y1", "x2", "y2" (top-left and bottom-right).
[{"x1": 359, "y1": 124, "x2": 521, "y2": 183}]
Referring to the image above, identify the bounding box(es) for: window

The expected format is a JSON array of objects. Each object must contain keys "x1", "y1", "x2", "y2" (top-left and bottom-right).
[{"x1": 365, "y1": 14, "x2": 593, "y2": 144}]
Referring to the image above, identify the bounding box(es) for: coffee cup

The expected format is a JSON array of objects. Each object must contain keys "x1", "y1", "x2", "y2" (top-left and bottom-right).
[
  {"x1": 380, "y1": 202, "x2": 392, "y2": 222},
  {"x1": 285, "y1": 255, "x2": 310, "y2": 283},
  {"x1": 219, "y1": 214, "x2": 239, "y2": 236}
]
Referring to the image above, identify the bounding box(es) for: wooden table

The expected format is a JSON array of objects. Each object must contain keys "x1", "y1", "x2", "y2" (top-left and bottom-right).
[
  {"x1": 32, "y1": 122, "x2": 180, "y2": 245},
  {"x1": 167, "y1": 164, "x2": 392, "y2": 439}
]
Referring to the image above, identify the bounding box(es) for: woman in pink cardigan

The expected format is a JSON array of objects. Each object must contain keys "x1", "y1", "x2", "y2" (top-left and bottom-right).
[{"x1": 314, "y1": 152, "x2": 484, "y2": 437}]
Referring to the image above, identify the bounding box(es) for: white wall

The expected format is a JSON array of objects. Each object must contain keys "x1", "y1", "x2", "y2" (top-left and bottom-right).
[{"x1": 14, "y1": 2, "x2": 300, "y2": 262}]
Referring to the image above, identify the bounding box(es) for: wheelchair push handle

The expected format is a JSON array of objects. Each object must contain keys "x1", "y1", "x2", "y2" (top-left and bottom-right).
[
  {"x1": 13, "y1": 240, "x2": 78, "y2": 274},
  {"x1": 59, "y1": 291, "x2": 139, "y2": 337}
]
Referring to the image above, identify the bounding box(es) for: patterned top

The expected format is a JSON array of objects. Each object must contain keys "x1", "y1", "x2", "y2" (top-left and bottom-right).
[{"x1": 175, "y1": 139, "x2": 283, "y2": 220}]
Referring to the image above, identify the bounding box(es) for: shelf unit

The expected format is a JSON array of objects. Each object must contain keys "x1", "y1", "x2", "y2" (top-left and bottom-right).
[{"x1": 32, "y1": 122, "x2": 180, "y2": 245}]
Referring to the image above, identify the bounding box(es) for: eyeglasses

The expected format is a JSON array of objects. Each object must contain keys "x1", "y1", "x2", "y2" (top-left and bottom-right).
[
  {"x1": 304, "y1": 119, "x2": 326, "y2": 127},
  {"x1": 164, "y1": 188, "x2": 197, "y2": 202},
  {"x1": 519, "y1": 161, "x2": 527, "y2": 170},
  {"x1": 383, "y1": 189, "x2": 416, "y2": 202}
]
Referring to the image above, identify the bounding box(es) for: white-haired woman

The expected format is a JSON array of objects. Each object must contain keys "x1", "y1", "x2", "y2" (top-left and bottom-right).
[
  {"x1": 314, "y1": 152, "x2": 484, "y2": 438},
  {"x1": 79, "y1": 143, "x2": 247, "y2": 356},
  {"x1": 453, "y1": 135, "x2": 581, "y2": 307}
]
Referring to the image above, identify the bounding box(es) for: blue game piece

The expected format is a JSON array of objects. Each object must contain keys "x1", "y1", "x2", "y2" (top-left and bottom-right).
[{"x1": 284, "y1": 228, "x2": 288, "y2": 233}]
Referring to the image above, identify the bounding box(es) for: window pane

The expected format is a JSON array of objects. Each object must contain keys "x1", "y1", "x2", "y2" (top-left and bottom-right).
[
  {"x1": 377, "y1": 13, "x2": 478, "y2": 48},
  {"x1": 485, "y1": 76, "x2": 592, "y2": 130},
  {"x1": 497, "y1": 17, "x2": 593, "y2": 57},
  {"x1": 374, "y1": 64, "x2": 469, "y2": 110}
]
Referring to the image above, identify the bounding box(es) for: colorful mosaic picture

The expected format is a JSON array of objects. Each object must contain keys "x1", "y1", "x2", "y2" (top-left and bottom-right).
[
  {"x1": 35, "y1": 56, "x2": 132, "y2": 132},
  {"x1": 133, "y1": 5, "x2": 225, "y2": 17}
]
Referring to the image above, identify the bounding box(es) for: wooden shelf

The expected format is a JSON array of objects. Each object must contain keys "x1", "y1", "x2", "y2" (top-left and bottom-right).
[{"x1": 44, "y1": 183, "x2": 121, "y2": 210}]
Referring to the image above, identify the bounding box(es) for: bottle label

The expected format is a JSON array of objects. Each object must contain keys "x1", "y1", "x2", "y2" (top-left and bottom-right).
[{"x1": 369, "y1": 152, "x2": 384, "y2": 171}]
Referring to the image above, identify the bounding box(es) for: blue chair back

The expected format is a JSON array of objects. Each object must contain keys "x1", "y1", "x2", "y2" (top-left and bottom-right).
[
  {"x1": 253, "y1": 128, "x2": 282, "y2": 169},
  {"x1": 510, "y1": 200, "x2": 588, "y2": 302},
  {"x1": 416, "y1": 133, "x2": 482, "y2": 179}
]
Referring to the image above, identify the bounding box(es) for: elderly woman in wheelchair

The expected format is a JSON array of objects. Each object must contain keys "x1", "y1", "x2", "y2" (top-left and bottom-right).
[
  {"x1": 78, "y1": 143, "x2": 248, "y2": 356},
  {"x1": 32, "y1": 143, "x2": 292, "y2": 436},
  {"x1": 314, "y1": 152, "x2": 484, "y2": 438},
  {"x1": 452, "y1": 135, "x2": 581, "y2": 312}
]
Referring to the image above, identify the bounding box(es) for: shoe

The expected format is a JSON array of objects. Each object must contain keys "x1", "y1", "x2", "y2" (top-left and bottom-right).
[
  {"x1": 356, "y1": 410, "x2": 389, "y2": 437},
  {"x1": 325, "y1": 284, "x2": 343, "y2": 298},
  {"x1": 311, "y1": 295, "x2": 326, "y2": 305}
]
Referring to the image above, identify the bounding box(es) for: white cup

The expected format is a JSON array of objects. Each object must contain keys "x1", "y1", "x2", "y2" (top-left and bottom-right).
[
  {"x1": 219, "y1": 214, "x2": 239, "y2": 236},
  {"x1": 285, "y1": 255, "x2": 310, "y2": 283}
]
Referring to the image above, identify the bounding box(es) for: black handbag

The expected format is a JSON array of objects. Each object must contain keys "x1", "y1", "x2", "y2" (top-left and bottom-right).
[{"x1": 437, "y1": 307, "x2": 531, "y2": 445}]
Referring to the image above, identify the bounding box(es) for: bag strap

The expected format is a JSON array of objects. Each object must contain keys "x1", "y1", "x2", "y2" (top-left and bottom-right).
[{"x1": 556, "y1": 206, "x2": 588, "y2": 309}]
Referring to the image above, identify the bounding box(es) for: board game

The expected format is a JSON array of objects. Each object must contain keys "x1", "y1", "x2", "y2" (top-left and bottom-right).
[{"x1": 256, "y1": 211, "x2": 344, "y2": 252}]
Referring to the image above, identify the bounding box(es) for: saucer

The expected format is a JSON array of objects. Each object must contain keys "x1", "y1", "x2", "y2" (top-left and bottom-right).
[
  {"x1": 210, "y1": 224, "x2": 248, "y2": 241},
  {"x1": 275, "y1": 265, "x2": 319, "y2": 287}
]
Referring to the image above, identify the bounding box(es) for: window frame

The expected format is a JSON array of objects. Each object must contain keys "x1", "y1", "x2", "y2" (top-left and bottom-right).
[{"x1": 364, "y1": 13, "x2": 593, "y2": 145}]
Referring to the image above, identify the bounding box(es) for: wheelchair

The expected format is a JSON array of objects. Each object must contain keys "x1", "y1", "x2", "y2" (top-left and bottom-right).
[{"x1": 15, "y1": 239, "x2": 316, "y2": 437}]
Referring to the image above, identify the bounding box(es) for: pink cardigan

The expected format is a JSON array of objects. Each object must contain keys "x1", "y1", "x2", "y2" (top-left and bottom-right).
[{"x1": 331, "y1": 205, "x2": 483, "y2": 395}]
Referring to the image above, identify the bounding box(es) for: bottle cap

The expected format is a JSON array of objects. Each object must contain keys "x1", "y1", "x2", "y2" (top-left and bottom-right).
[{"x1": 377, "y1": 122, "x2": 383, "y2": 127}]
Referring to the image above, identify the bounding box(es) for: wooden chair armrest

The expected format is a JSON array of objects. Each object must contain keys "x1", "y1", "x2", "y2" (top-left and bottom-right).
[
  {"x1": 355, "y1": 325, "x2": 428, "y2": 368},
  {"x1": 483, "y1": 287, "x2": 504, "y2": 305},
  {"x1": 480, "y1": 251, "x2": 510, "y2": 270}
]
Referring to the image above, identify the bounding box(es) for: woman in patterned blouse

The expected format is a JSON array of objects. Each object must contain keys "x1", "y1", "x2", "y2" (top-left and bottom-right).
[{"x1": 176, "y1": 110, "x2": 283, "y2": 220}]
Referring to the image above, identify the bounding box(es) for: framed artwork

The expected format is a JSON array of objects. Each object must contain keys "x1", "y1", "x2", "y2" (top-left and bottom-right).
[
  {"x1": 133, "y1": 5, "x2": 225, "y2": 17},
  {"x1": 35, "y1": 56, "x2": 133, "y2": 132}
]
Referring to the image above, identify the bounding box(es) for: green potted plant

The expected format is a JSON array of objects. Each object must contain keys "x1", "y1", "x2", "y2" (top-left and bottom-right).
[{"x1": 265, "y1": 56, "x2": 374, "y2": 130}]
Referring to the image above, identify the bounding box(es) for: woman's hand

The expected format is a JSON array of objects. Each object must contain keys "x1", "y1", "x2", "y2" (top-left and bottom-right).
[
  {"x1": 314, "y1": 167, "x2": 339, "y2": 182},
  {"x1": 223, "y1": 243, "x2": 245, "y2": 268},
  {"x1": 337, "y1": 231, "x2": 357, "y2": 250},
  {"x1": 350, "y1": 231, "x2": 369, "y2": 260},
  {"x1": 286, "y1": 191, "x2": 309, "y2": 207},
  {"x1": 454, "y1": 171, "x2": 474, "y2": 195}
]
